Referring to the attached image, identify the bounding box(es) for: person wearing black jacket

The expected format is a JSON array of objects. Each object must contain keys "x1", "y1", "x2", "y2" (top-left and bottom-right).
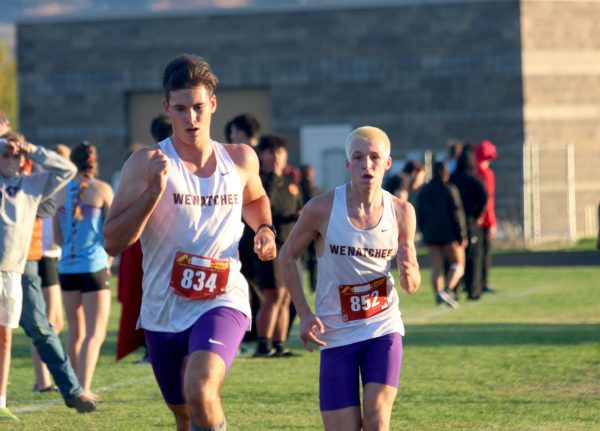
[
  {"x1": 449, "y1": 145, "x2": 488, "y2": 300},
  {"x1": 254, "y1": 134, "x2": 303, "y2": 357},
  {"x1": 417, "y1": 161, "x2": 467, "y2": 308}
]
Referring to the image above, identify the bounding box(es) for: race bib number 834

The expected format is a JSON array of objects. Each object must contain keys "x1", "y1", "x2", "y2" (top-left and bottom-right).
[{"x1": 169, "y1": 251, "x2": 230, "y2": 300}]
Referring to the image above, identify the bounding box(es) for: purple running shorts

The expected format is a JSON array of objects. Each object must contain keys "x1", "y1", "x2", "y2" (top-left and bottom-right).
[
  {"x1": 145, "y1": 306, "x2": 249, "y2": 405},
  {"x1": 319, "y1": 332, "x2": 402, "y2": 411}
]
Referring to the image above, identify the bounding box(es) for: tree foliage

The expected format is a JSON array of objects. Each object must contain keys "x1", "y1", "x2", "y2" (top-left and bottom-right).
[{"x1": 0, "y1": 43, "x2": 17, "y2": 130}]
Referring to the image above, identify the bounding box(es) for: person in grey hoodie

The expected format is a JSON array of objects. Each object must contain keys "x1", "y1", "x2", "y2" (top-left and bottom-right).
[{"x1": 0, "y1": 131, "x2": 95, "y2": 421}]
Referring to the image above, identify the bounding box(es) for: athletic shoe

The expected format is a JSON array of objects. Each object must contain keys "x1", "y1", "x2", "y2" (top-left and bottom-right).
[
  {"x1": 32, "y1": 384, "x2": 59, "y2": 393},
  {"x1": 65, "y1": 394, "x2": 97, "y2": 413},
  {"x1": 253, "y1": 348, "x2": 276, "y2": 358},
  {"x1": 436, "y1": 291, "x2": 459, "y2": 309},
  {"x1": 0, "y1": 407, "x2": 19, "y2": 421},
  {"x1": 135, "y1": 353, "x2": 151, "y2": 365},
  {"x1": 482, "y1": 286, "x2": 496, "y2": 294},
  {"x1": 274, "y1": 348, "x2": 296, "y2": 357},
  {"x1": 445, "y1": 287, "x2": 459, "y2": 301}
]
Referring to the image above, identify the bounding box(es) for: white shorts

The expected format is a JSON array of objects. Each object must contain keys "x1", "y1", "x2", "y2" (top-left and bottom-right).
[{"x1": 0, "y1": 271, "x2": 23, "y2": 328}]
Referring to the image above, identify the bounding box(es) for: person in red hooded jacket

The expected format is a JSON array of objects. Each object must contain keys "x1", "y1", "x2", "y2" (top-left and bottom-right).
[{"x1": 475, "y1": 140, "x2": 497, "y2": 294}]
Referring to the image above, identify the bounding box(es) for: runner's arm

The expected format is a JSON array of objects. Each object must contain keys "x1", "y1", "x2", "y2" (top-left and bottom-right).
[
  {"x1": 280, "y1": 198, "x2": 327, "y2": 351},
  {"x1": 229, "y1": 144, "x2": 276, "y2": 261},
  {"x1": 103, "y1": 147, "x2": 167, "y2": 256},
  {"x1": 395, "y1": 199, "x2": 421, "y2": 294}
]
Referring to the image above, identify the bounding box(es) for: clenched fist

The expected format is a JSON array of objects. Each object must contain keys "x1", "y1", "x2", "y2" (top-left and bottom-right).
[{"x1": 148, "y1": 149, "x2": 168, "y2": 195}]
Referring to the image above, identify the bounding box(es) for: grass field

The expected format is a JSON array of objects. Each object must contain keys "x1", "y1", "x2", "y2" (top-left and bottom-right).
[{"x1": 3, "y1": 266, "x2": 600, "y2": 430}]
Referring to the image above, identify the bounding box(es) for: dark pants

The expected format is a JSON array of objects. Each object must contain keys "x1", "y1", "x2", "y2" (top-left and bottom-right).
[
  {"x1": 481, "y1": 227, "x2": 493, "y2": 289},
  {"x1": 239, "y1": 224, "x2": 261, "y2": 342},
  {"x1": 464, "y1": 221, "x2": 483, "y2": 300},
  {"x1": 304, "y1": 242, "x2": 318, "y2": 293}
]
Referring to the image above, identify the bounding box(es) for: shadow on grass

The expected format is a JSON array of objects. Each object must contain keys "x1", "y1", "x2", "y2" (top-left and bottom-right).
[{"x1": 404, "y1": 323, "x2": 600, "y2": 346}]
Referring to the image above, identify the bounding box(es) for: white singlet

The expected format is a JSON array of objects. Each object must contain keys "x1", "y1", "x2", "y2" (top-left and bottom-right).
[
  {"x1": 316, "y1": 185, "x2": 404, "y2": 349},
  {"x1": 139, "y1": 138, "x2": 250, "y2": 332}
]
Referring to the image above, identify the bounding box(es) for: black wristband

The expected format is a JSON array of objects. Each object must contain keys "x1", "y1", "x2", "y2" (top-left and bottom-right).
[{"x1": 256, "y1": 223, "x2": 277, "y2": 237}]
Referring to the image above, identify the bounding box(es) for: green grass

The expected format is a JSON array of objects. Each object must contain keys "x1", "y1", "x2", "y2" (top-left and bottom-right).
[{"x1": 3, "y1": 266, "x2": 600, "y2": 430}]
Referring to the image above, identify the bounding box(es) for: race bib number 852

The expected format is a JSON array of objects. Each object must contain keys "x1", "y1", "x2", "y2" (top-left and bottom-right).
[
  {"x1": 339, "y1": 277, "x2": 389, "y2": 322},
  {"x1": 169, "y1": 251, "x2": 230, "y2": 300}
]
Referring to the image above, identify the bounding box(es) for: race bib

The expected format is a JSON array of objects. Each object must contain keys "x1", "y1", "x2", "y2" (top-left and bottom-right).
[
  {"x1": 339, "y1": 276, "x2": 389, "y2": 322},
  {"x1": 169, "y1": 251, "x2": 230, "y2": 300}
]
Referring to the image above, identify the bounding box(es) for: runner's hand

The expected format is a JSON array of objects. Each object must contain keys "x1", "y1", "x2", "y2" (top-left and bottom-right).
[
  {"x1": 299, "y1": 313, "x2": 326, "y2": 352},
  {"x1": 254, "y1": 229, "x2": 276, "y2": 261},
  {"x1": 148, "y1": 149, "x2": 168, "y2": 195}
]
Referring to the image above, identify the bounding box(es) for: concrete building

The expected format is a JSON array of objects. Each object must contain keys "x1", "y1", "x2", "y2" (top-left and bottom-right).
[{"x1": 16, "y1": 0, "x2": 600, "y2": 244}]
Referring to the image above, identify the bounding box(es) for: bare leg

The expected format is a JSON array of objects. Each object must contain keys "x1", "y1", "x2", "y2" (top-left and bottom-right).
[
  {"x1": 0, "y1": 326, "x2": 12, "y2": 399},
  {"x1": 184, "y1": 350, "x2": 226, "y2": 428},
  {"x1": 322, "y1": 406, "x2": 362, "y2": 431},
  {"x1": 427, "y1": 246, "x2": 445, "y2": 293},
  {"x1": 77, "y1": 289, "x2": 111, "y2": 397},
  {"x1": 256, "y1": 288, "x2": 287, "y2": 341},
  {"x1": 62, "y1": 290, "x2": 84, "y2": 373},
  {"x1": 362, "y1": 382, "x2": 398, "y2": 431},
  {"x1": 272, "y1": 289, "x2": 291, "y2": 344},
  {"x1": 166, "y1": 402, "x2": 191, "y2": 431},
  {"x1": 442, "y1": 242, "x2": 465, "y2": 291}
]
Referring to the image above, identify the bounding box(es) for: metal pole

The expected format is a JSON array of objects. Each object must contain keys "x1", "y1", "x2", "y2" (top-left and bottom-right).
[
  {"x1": 523, "y1": 141, "x2": 531, "y2": 246},
  {"x1": 567, "y1": 143, "x2": 576, "y2": 242}
]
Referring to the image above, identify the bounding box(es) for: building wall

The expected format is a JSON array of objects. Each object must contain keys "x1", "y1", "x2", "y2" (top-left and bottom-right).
[
  {"x1": 17, "y1": 1, "x2": 525, "y2": 231},
  {"x1": 520, "y1": 0, "x2": 600, "y2": 240}
]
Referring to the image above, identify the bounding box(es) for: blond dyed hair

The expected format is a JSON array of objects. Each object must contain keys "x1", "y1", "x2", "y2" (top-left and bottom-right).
[{"x1": 344, "y1": 126, "x2": 391, "y2": 159}]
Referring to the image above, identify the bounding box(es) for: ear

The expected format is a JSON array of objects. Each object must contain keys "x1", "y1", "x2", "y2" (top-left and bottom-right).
[
  {"x1": 385, "y1": 156, "x2": 392, "y2": 171},
  {"x1": 162, "y1": 98, "x2": 169, "y2": 113},
  {"x1": 345, "y1": 159, "x2": 350, "y2": 171},
  {"x1": 210, "y1": 94, "x2": 217, "y2": 113}
]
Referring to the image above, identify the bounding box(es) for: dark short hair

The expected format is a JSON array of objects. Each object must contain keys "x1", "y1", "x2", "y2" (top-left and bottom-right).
[
  {"x1": 433, "y1": 161, "x2": 449, "y2": 180},
  {"x1": 150, "y1": 114, "x2": 172, "y2": 142},
  {"x1": 230, "y1": 114, "x2": 261, "y2": 140},
  {"x1": 257, "y1": 134, "x2": 287, "y2": 153},
  {"x1": 402, "y1": 160, "x2": 424, "y2": 174},
  {"x1": 162, "y1": 54, "x2": 218, "y2": 100}
]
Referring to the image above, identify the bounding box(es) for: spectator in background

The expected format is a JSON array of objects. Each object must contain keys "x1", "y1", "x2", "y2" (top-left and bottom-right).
[
  {"x1": 416, "y1": 161, "x2": 466, "y2": 308},
  {"x1": 299, "y1": 164, "x2": 322, "y2": 293},
  {"x1": 229, "y1": 114, "x2": 261, "y2": 148},
  {"x1": 384, "y1": 160, "x2": 426, "y2": 202},
  {"x1": 449, "y1": 145, "x2": 488, "y2": 301},
  {"x1": 254, "y1": 134, "x2": 303, "y2": 357},
  {"x1": 227, "y1": 113, "x2": 263, "y2": 344},
  {"x1": 54, "y1": 142, "x2": 114, "y2": 400},
  {"x1": 150, "y1": 114, "x2": 172, "y2": 144},
  {"x1": 475, "y1": 140, "x2": 498, "y2": 294},
  {"x1": 1, "y1": 131, "x2": 95, "y2": 420},
  {"x1": 446, "y1": 139, "x2": 464, "y2": 174}
]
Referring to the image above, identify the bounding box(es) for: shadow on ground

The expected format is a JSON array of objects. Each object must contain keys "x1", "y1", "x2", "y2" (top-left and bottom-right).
[{"x1": 404, "y1": 323, "x2": 600, "y2": 346}]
